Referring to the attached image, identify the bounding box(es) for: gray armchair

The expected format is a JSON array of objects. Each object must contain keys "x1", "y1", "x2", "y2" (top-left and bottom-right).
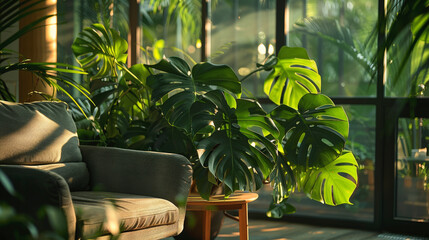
[{"x1": 0, "y1": 100, "x2": 192, "y2": 240}]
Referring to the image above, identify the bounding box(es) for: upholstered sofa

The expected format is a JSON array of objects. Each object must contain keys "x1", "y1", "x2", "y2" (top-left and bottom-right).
[{"x1": 0, "y1": 100, "x2": 193, "y2": 240}]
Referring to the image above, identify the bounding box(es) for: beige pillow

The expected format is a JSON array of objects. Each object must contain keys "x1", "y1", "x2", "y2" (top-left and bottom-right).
[{"x1": 0, "y1": 100, "x2": 82, "y2": 164}]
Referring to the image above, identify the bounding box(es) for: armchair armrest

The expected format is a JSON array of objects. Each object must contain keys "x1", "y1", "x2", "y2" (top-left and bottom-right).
[
  {"x1": 79, "y1": 146, "x2": 193, "y2": 232},
  {"x1": 0, "y1": 166, "x2": 76, "y2": 240}
]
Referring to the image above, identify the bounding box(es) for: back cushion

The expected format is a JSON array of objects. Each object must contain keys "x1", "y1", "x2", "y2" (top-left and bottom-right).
[{"x1": 0, "y1": 100, "x2": 82, "y2": 164}]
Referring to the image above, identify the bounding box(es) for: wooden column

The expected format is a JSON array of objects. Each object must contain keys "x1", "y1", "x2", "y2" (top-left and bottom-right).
[
  {"x1": 128, "y1": 0, "x2": 139, "y2": 67},
  {"x1": 19, "y1": 0, "x2": 57, "y2": 102}
]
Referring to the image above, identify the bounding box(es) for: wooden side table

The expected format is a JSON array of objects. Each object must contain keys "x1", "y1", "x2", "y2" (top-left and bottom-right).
[{"x1": 186, "y1": 192, "x2": 258, "y2": 240}]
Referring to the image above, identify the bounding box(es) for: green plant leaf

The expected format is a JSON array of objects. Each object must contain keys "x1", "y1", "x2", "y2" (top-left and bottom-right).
[
  {"x1": 190, "y1": 99, "x2": 216, "y2": 136},
  {"x1": 235, "y1": 99, "x2": 279, "y2": 139},
  {"x1": 197, "y1": 129, "x2": 264, "y2": 193},
  {"x1": 146, "y1": 56, "x2": 190, "y2": 76},
  {"x1": 278, "y1": 46, "x2": 310, "y2": 59},
  {"x1": 125, "y1": 64, "x2": 151, "y2": 85},
  {"x1": 235, "y1": 99, "x2": 279, "y2": 177},
  {"x1": 0, "y1": 169, "x2": 15, "y2": 196},
  {"x1": 302, "y1": 151, "x2": 358, "y2": 206},
  {"x1": 193, "y1": 163, "x2": 217, "y2": 200},
  {"x1": 256, "y1": 54, "x2": 278, "y2": 71},
  {"x1": 266, "y1": 198, "x2": 296, "y2": 219},
  {"x1": 72, "y1": 23, "x2": 128, "y2": 80},
  {"x1": 264, "y1": 46, "x2": 321, "y2": 109},
  {"x1": 0, "y1": 0, "x2": 54, "y2": 50},
  {"x1": 269, "y1": 154, "x2": 295, "y2": 204},
  {"x1": 271, "y1": 93, "x2": 349, "y2": 167},
  {"x1": 146, "y1": 58, "x2": 240, "y2": 132}
]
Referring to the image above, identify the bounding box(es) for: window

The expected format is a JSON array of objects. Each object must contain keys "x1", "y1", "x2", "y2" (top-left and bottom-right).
[{"x1": 209, "y1": 0, "x2": 276, "y2": 98}]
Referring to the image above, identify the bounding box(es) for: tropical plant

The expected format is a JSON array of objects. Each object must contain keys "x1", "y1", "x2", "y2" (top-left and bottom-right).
[
  {"x1": 145, "y1": 46, "x2": 358, "y2": 217},
  {"x1": 71, "y1": 19, "x2": 358, "y2": 217},
  {"x1": 381, "y1": 0, "x2": 429, "y2": 96},
  {"x1": 71, "y1": 22, "x2": 162, "y2": 147},
  {"x1": 0, "y1": 0, "x2": 89, "y2": 108}
]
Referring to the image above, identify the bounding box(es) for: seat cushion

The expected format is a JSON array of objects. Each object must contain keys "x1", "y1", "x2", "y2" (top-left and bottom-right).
[
  {"x1": 72, "y1": 191, "x2": 179, "y2": 237},
  {"x1": 0, "y1": 100, "x2": 81, "y2": 165}
]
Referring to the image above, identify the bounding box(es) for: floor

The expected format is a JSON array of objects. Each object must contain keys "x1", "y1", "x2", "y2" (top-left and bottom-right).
[
  {"x1": 165, "y1": 217, "x2": 429, "y2": 240},
  {"x1": 216, "y1": 218, "x2": 428, "y2": 240}
]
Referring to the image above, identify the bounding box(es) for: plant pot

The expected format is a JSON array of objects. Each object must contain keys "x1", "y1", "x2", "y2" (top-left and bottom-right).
[{"x1": 175, "y1": 183, "x2": 225, "y2": 240}]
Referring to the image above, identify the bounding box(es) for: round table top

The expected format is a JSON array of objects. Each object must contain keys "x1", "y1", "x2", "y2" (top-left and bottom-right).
[{"x1": 187, "y1": 192, "x2": 258, "y2": 206}]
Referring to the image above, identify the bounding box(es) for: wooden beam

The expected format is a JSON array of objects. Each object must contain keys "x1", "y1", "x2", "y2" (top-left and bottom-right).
[
  {"x1": 19, "y1": 0, "x2": 57, "y2": 102},
  {"x1": 128, "y1": 0, "x2": 139, "y2": 66}
]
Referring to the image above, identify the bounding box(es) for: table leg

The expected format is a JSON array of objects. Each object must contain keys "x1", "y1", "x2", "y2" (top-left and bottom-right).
[
  {"x1": 202, "y1": 210, "x2": 211, "y2": 240},
  {"x1": 238, "y1": 203, "x2": 249, "y2": 240}
]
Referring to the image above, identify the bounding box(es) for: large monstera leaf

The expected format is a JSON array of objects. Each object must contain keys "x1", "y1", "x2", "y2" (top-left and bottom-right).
[
  {"x1": 235, "y1": 99, "x2": 279, "y2": 177},
  {"x1": 271, "y1": 93, "x2": 349, "y2": 167},
  {"x1": 197, "y1": 129, "x2": 264, "y2": 196},
  {"x1": 72, "y1": 23, "x2": 128, "y2": 79},
  {"x1": 302, "y1": 151, "x2": 358, "y2": 206},
  {"x1": 264, "y1": 46, "x2": 321, "y2": 109},
  {"x1": 146, "y1": 58, "x2": 241, "y2": 132},
  {"x1": 194, "y1": 91, "x2": 265, "y2": 196}
]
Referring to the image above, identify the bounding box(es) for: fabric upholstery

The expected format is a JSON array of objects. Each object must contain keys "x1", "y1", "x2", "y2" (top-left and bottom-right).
[
  {"x1": 0, "y1": 166, "x2": 76, "y2": 240},
  {"x1": 0, "y1": 101, "x2": 193, "y2": 239},
  {"x1": 0, "y1": 100, "x2": 81, "y2": 165},
  {"x1": 79, "y1": 145, "x2": 193, "y2": 235},
  {"x1": 23, "y1": 162, "x2": 89, "y2": 191},
  {"x1": 72, "y1": 191, "x2": 179, "y2": 238}
]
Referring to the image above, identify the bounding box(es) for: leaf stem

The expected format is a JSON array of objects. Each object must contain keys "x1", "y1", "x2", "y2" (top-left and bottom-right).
[{"x1": 239, "y1": 67, "x2": 266, "y2": 83}]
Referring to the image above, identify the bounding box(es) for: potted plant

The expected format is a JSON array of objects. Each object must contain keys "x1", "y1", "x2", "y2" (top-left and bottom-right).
[
  {"x1": 71, "y1": 22, "x2": 358, "y2": 238},
  {"x1": 145, "y1": 45, "x2": 358, "y2": 213}
]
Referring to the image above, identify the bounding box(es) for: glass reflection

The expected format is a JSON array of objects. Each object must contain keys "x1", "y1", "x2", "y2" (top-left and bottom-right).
[{"x1": 396, "y1": 118, "x2": 429, "y2": 221}]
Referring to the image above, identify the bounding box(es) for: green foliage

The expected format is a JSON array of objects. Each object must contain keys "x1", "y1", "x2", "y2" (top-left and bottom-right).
[
  {"x1": 270, "y1": 93, "x2": 349, "y2": 168},
  {"x1": 193, "y1": 91, "x2": 269, "y2": 196},
  {"x1": 294, "y1": 17, "x2": 375, "y2": 78},
  {"x1": 146, "y1": 45, "x2": 358, "y2": 216},
  {"x1": 293, "y1": 0, "x2": 429, "y2": 97},
  {"x1": 71, "y1": 19, "x2": 358, "y2": 218},
  {"x1": 147, "y1": 0, "x2": 202, "y2": 47},
  {"x1": 264, "y1": 47, "x2": 321, "y2": 109},
  {"x1": 71, "y1": 22, "x2": 160, "y2": 148},
  {"x1": 266, "y1": 199, "x2": 296, "y2": 218},
  {"x1": 146, "y1": 58, "x2": 241, "y2": 132},
  {"x1": 302, "y1": 151, "x2": 358, "y2": 206},
  {"x1": 72, "y1": 23, "x2": 128, "y2": 80}
]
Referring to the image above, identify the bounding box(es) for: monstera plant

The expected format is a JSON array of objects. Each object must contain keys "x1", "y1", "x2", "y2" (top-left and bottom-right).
[
  {"x1": 71, "y1": 21, "x2": 358, "y2": 217},
  {"x1": 145, "y1": 46, "x2": 358, "y2": 217}
]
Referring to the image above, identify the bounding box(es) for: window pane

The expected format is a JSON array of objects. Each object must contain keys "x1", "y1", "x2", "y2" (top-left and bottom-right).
[
  {"x1": 287, "y1": 0, "x2": 378, "y2": 97},
  {"x1": 250, "y1": 105, "x2": 376, "y2": 222},
  {"x1": 138, "y1": 1, "x2": 201, "y2": 65},
  {"x1": 209, "y1": 0, "x2": 276, "y2": 98},
  {"x1": 396, "y1": 118, "x2": 429, "y2": 220},
  {"x1": 385, "y1": 20, "x2": 429, "y2": 97}
]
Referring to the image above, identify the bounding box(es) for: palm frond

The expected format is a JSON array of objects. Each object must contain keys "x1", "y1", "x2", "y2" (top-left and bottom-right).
[
  {"x1": 294, "y1": 17, "x2": 375, "y2": 77},
  {"x1": 374, "y1": 0, "x2": 429, "y2": 94}
]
